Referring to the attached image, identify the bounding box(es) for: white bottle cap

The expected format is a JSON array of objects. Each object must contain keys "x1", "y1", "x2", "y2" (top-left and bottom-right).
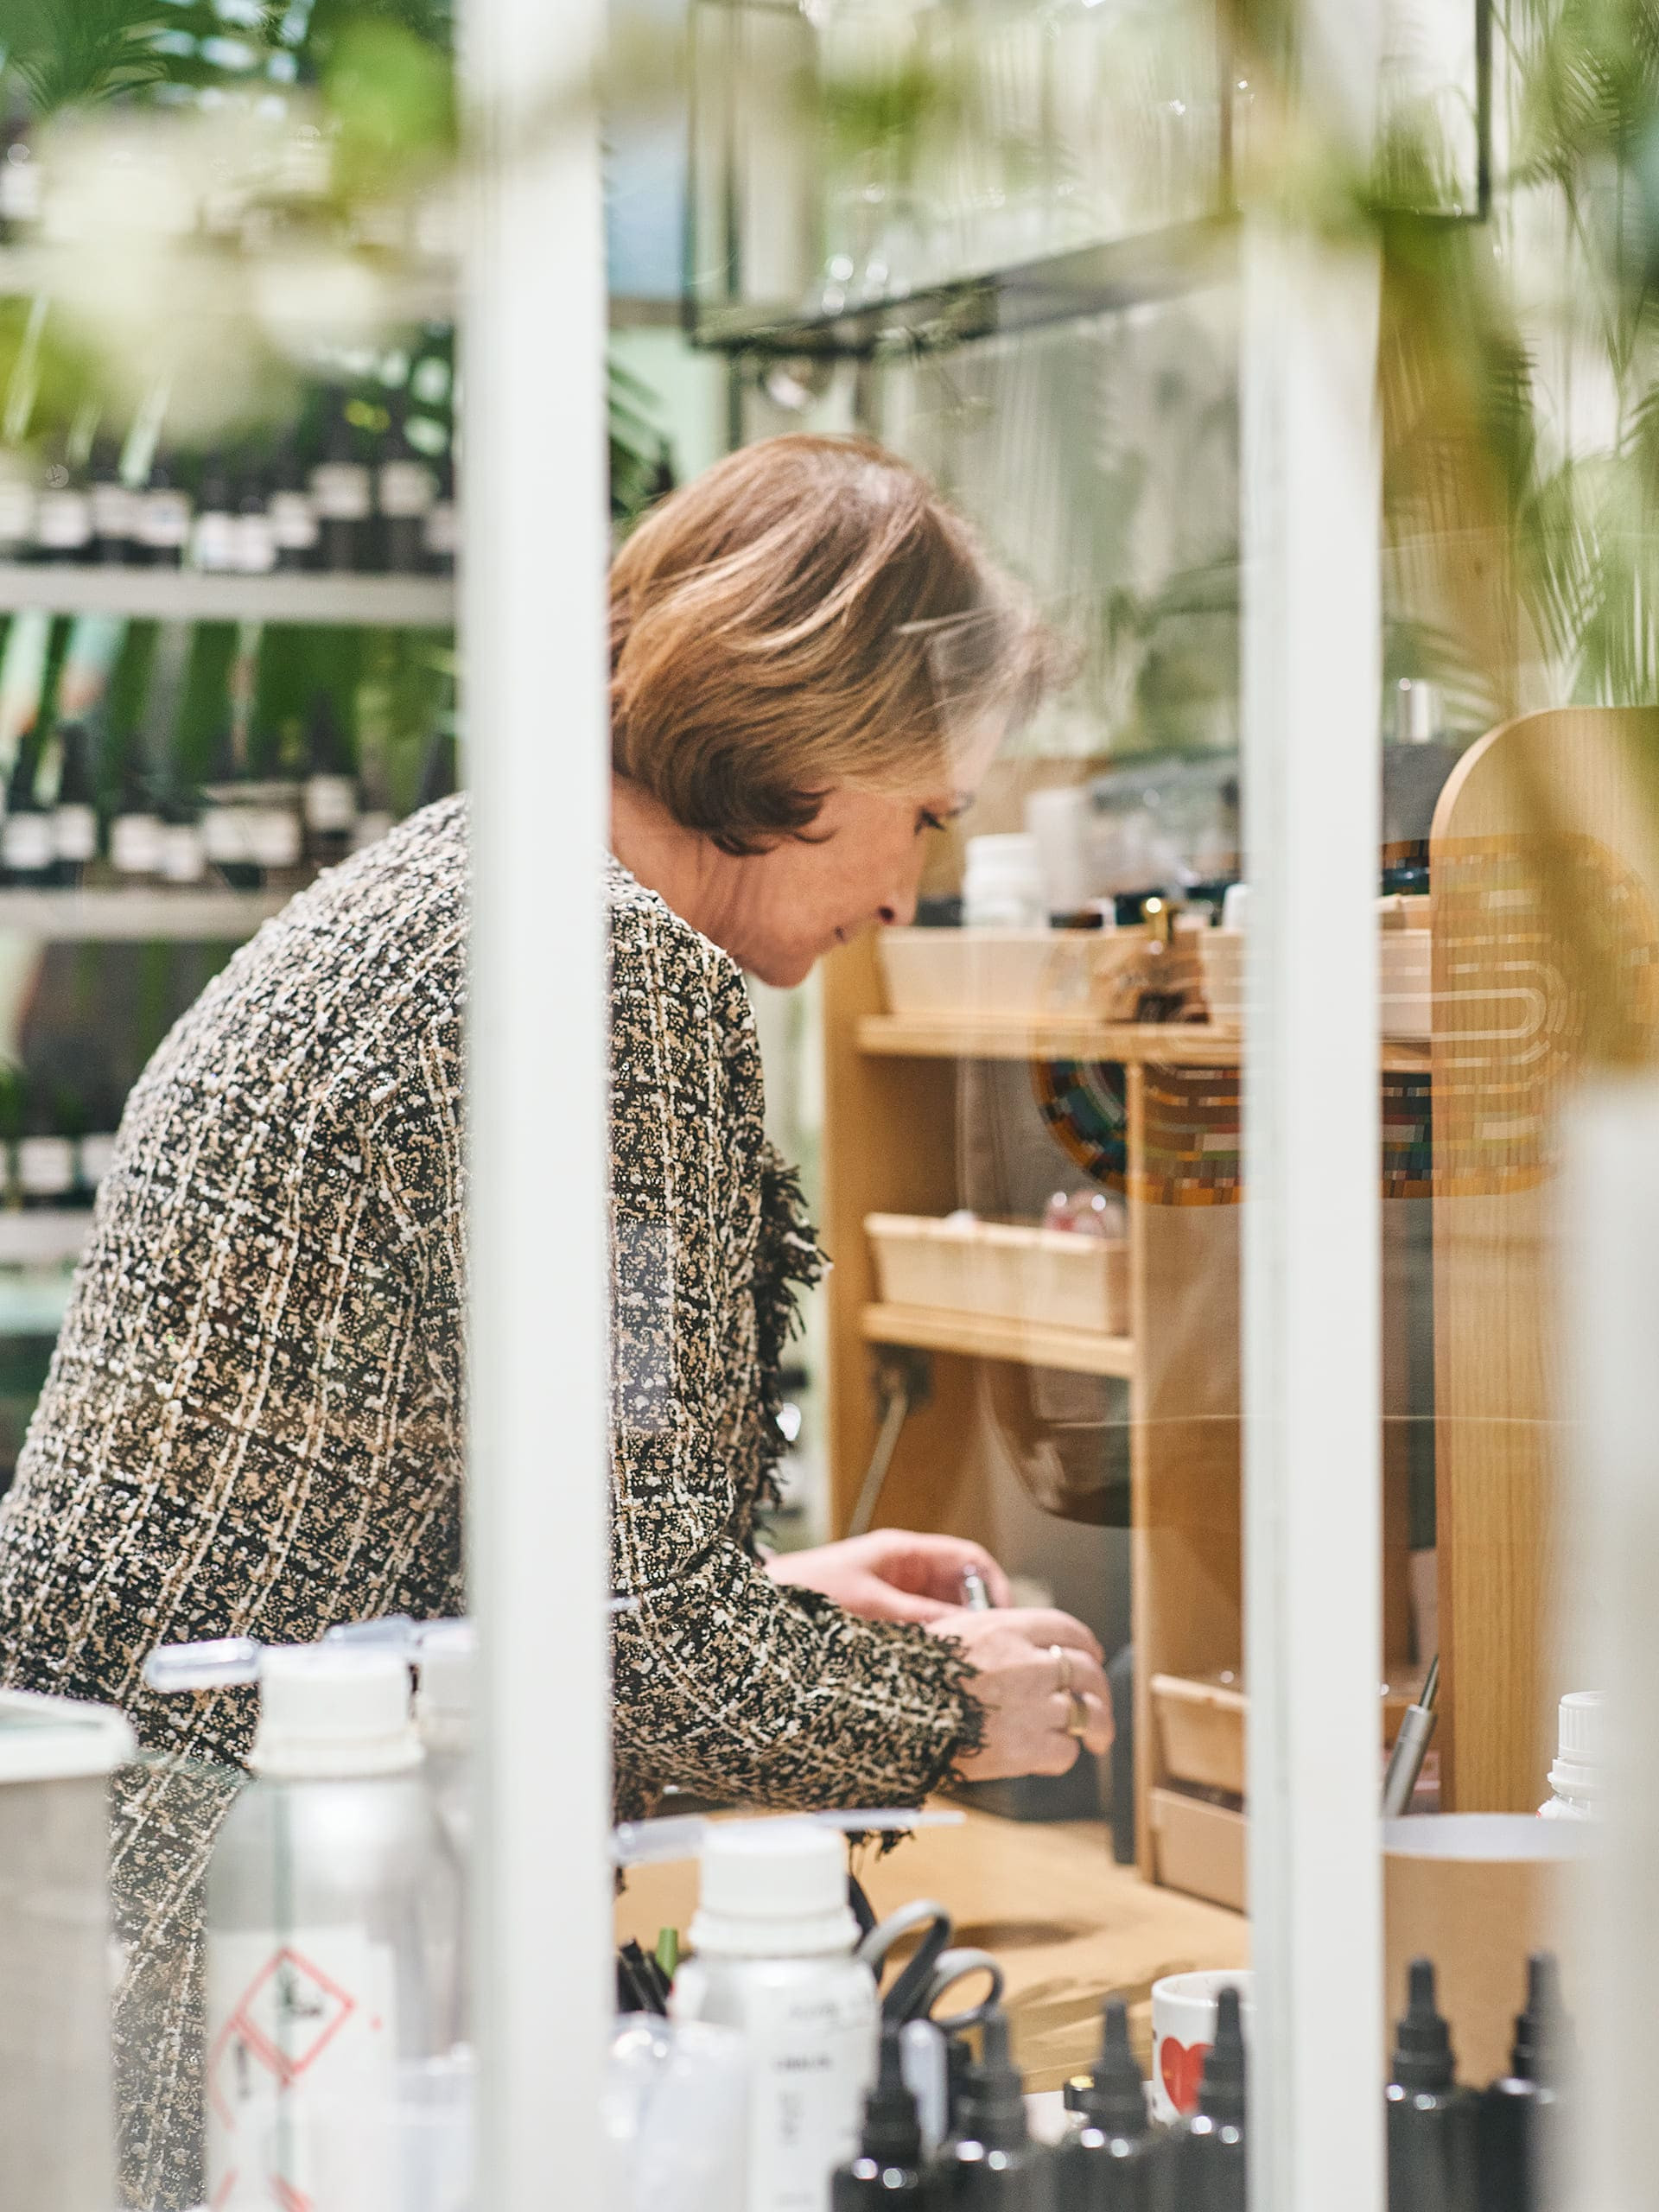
[
  {"x1": 415, "y1": 1620, "x2": 474, "y2": 1754},
  {"x1": 1548, "y1": 1689, "x2": 1604, "y2": 1803},
  {"x1": 248, "y1": 1646, "x2": 423, "y2": 1779},
  {"x1": 690, "y1": 1820, "x2": 859, "y2": 1959}
]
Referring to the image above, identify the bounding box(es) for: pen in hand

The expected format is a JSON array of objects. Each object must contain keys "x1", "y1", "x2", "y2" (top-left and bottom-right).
[{"x1": 959, "y1": 1565, "x2": 993, "y2": 1612}]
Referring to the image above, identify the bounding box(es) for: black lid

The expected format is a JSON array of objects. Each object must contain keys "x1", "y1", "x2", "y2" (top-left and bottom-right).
[
  {"x1": 1512, "y1": 1953, "x2": 1573, "y2": 2087},
  {"x1": 957, "y1": 2009, "x2": 1029, "y2": 2152},
  {"x1": 859, "y1": 2024, "x2": 922, "y2": 2168},
  {"x1": 306, "y1": 690, "x2": 350, "y2": 777},
  {"x1": 1076, "y1": 1997, "x2": 1149, "y2": 2138},
  {"x1": 1198, "y1": 1986, "x2": 1248, "y2": 2126},
  {"x1": 1393, "y1": 1958, "x2": 1455, "y2": 2093},
  {"x1": 54, "y1": 720, "x2": 92, "y2": 805}
]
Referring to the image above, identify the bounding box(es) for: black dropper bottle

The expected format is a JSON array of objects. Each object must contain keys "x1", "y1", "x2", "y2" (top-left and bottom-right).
[
  {"x1": 1, "y1": 724, "x2": 52, "y2": 886},
  {"x1": 1052, "y1": 1998, "x2": 1160, "y2": 2212},
  {"x1": 1168, "y1": 1985, "x2": 1247, "y2": 2212},
  {"x1": 1477, "y1": 1954, "x2": 1571, "y2": 2212},
  {"x1": 939, "y1": 2006, "x2": 1053, "y2": 2208},
  {"x1": 50, "y1": 720, "x2": 99, "y2": 885},
  {"x1": 833, "y1": 2022, "x2": 937, "y2": 2208},
  {"x1": 1387, "y1": 1960, "x2": 1478, "y2": 2212}
]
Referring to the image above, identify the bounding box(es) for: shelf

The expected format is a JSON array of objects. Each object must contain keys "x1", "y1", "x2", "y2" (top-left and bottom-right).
[
  {"x1": 0, "y1": 1212, "x2": 91, "y2": 1268},
  {"x1": 690, "y1": 217, "x2": 1238, "y2": 359},
  {"x1": 0, "y1": 245, "x2": 456, "y2": 327},
  {"x1": 861, "y1": 1300, "x2": 1135, "y2": 1380},
  {"x1": 857, "y1": 1014, "x2": 1433, "y2": 1077},
  {"x1": 0, "y1": 567, "x2": 454, "y2": 626},
  {"x1": 0, "y1": 888, "x2": 285, "y2": 941}
]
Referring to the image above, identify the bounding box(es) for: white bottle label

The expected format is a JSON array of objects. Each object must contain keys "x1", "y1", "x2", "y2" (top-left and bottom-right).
[
  {"x1": 207, "y1": 1928, "x2": 398, "y2": 2212},
  {"x1": 248, "y1": 806, "x2": 302, "y2": 869},
  {"x1": 378, "y1": 460, "x2": 435, "y2": 518},
  {"x1": 352, "y1": 810, "x2": 394, "y2": 853},
  {"x1": 201, "y1": 804, "x2": 251, "y2": 865},
  {"x1": 53, "y1": 803, "x2": 98, "y2": 864},
  {"x1": 676, "y1": 1968, "x2": 875, "y2": 2212},
  {"x1": 2, "y1": 811, "x2": 54, "y2": 872},
  {"x1": 304, "y1": 774, "x2": 357, "y2": 835},
  {"x1": 270, "y1": 491, "x2": 319, "y2": 552},
  {"x1": 310, "y1": 463, "x2": 372, "y2": 522},
  {"x1": 16, "y1": 1135, "x2": 73, "y2": 1198},
  {"x1": 0, "y1": 481, "x2": 35, "y2": 545},
  {"x1": 233, "y1": 512, "x2": 277, "y2": 575},
  {"x1": 140, "y1": 492, "x2": 192, "y2": 551},
  {"x1": 90, "y1": 482, "x2": 137, "y2": 542},
  {"x1": 193, "y1": 512, "x2": 238, "y2": 573},
  {"x1": 423, "y1": 500, "x2": 458, "y2": 557},
  {"x1": 161, "y1": 822, "x2": 207, "y2": 884},
  {"x1": 111, "y1": 812, "x2": 163, "y2": 875},
  {"x1": 35, "y1": 488, "x2": 92, "y2": 552},
  {"x1": 78, "y1": 1133, "x2": 118, "y2": 1187}
]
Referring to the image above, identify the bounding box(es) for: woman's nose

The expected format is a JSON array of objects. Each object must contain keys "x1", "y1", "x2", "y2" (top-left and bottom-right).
[{"x1": 879, "y1": 887, "x2": 918, "y2": 928}]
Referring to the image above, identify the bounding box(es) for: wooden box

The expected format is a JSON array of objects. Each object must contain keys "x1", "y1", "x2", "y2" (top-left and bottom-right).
[{"x1": 1149, "y1": 1788, "x2": 1248, "y2": 1912}]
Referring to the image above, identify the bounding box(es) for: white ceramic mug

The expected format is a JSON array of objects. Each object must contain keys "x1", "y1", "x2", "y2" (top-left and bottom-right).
[{"x1": 1150, "y1": 1968, "x2": 1255, "y2": 2123}]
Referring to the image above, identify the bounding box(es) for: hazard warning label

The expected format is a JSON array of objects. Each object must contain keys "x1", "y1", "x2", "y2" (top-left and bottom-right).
[{"x1": 206, "y1": 1928, "x2": 396, "y2": 2212}]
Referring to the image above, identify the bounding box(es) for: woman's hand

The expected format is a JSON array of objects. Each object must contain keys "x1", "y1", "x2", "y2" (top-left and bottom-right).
[
  {"x1": 765, "y1": 1530, "x2": 1013, "y2": 1625},
  {"x1": 929, "y1": 1607, "x2": 1114, "y2": 1778}
]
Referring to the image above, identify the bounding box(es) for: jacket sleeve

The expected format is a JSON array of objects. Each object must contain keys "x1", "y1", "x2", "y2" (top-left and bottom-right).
[{"x1": 607, "y1": 891, "x2": 982, "y2": 1815}]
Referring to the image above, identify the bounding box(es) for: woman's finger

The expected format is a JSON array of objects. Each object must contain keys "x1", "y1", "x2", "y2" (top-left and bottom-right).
[
  {"x1": 996, "y1": 1607, "x2": 1104, "y2": 1662},
  {"x1": 1048, "y1": 1689, "x2": 1113, "y2": 1757}
]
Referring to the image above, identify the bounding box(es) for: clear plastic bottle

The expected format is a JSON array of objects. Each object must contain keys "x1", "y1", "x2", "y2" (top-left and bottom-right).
[
  {"x1": 202, "y1": 1646, "x2": 464, "y2": 2212},
  {"x1": 671, "y1": 1820, "x2": 879, "y2": 2212}
]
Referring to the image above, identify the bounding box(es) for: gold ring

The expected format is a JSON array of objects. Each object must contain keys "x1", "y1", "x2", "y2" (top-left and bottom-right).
[
  {"x1": 1066, "y1": 1692, "x2": 1090, "y2": 1740},
  {"x1": 1051, "y1": 1643, "x2": 1073, "y2": 1694}
]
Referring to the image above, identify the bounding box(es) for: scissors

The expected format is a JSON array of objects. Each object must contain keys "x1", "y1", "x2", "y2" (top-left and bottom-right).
[{"x1": 856, "y1": 1897, "x2": 1005, "y2": 2032}]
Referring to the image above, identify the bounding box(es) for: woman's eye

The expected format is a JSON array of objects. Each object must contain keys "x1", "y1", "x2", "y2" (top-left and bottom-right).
[{"x1": 917, "y1": 810, "x2": 946, "y2": 836}]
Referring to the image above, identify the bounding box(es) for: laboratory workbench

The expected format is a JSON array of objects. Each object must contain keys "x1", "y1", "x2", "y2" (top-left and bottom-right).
[{"x1": 613, "y1": 1807, "x2": 1248, "y2": 2092}]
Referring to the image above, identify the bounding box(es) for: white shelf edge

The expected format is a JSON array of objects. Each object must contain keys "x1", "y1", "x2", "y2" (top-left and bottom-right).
[
  {"x1": 0, "y1": 245, "x2": 457, "y2": 326},
  {"x1": 0, "y1": 566, "x2": 455, "y2": 626},
  {"x1": 0, "y1": 888, "x2": 286, "y2": 940}
]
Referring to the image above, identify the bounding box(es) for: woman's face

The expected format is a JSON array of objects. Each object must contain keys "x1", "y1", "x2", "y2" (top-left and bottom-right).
[{"x1": 721, "y1": 784, "x2": 965, "y2": 988}]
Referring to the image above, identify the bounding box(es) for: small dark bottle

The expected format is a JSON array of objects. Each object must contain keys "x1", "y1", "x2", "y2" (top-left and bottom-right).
[
  {"x1": 136, "y1": 454, "x2": 192, "y2": 569},
  {"x1": 267, "y1": 435, "x2": 319, "y2": 573},
  {"x1": 87, "y1": 437, "x2": 137, "y2": 567},
  {"x1": 232, "y1": 461, "x2": 276, "y2": 577},
  {"x1": 49, "y1": 720, "x2": 99, "y2": 886},
  {"x1": 1477, "y1": 1954, "x2": 1572, "y2": 2212},
  {"x1": 423, "y1": 450, "x2": 457, "y2": 575},
  {"x1": 301, "y1": 691, "x2": 359, "y2": 867},
  {"x1": 191, "y1": 454, "x2": 238, "y2": 574},
  {"x1": 34, "y1": 441, "x2": 92, "y2": 566},
  {"x1": 939, "y1": 2005, "x2": 1054, "y2": 2209},
  {"x1": 376, "y1": 410, "x2": 436, "y2": 574},
  {"x1": 1387, "y1": 1960, "x2": 1478, "y2": 2212},
  {"x1": 1052, "y1": 1999, "x2": 1160, "y2": 2212},
  {"x1": 309, "y1": 392, "x2": 372, "y2": 574},
  {"x1": 833, "y1": 2022, "x2": 938, "y2": 2209},
  {"x1": 0, "y1": 728, "x2": 53, "y2": 886},
  {"x1": 16, "y1": 1080, "x2": 76, "y2": 1212},
  {"x1": 1168, "y1": 1985, "x2": 1247, "y2": 2212}
]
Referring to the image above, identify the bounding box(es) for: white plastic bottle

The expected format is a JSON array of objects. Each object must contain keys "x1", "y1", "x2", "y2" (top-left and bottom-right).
[
  {"x1": 671, "y1": 1821, "x2": 878, "y2": 2212},
  {"x1": 202, "y1": 1646, "x2": 464, "y2": 2212},
  {"x1": 1539, "y1": 1688, "x2": 1603, "y2": 1821},
  {"x1": 962, "y1": 832, "x2": 1048, "y2": 929}
]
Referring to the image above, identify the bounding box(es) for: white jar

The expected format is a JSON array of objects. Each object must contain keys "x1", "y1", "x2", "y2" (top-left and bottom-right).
[
  {"x1": 670, "y1": 1821, "x2": 878, "y2": 2212},
  {"x1": 963, "y1": 832, "x2": 1047, "y2": 929},
  {"x1": 1539, "y1": 1688, "x2": 1602, "y2": 1821}
]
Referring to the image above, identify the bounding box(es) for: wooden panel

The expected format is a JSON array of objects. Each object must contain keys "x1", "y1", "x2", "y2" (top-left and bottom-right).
[
  {"x1": 1431, "y1": 706, "x2": 1659, "y2": 1808},
  {"x1": 861, "y1": 1302, "x2": 1135, "y2": 1379},
  {"x1": 858, "y1": 1011, "x2": 1432, "y2": 1075},
  {"x1": 823, "y1": 934, "x2": 982, "y2": 1538}
]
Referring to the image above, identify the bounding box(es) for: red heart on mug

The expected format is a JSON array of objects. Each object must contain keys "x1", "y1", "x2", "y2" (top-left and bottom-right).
[{"x1": 1160, "y1": 2035, "x2": 1211, "y2": 2116}]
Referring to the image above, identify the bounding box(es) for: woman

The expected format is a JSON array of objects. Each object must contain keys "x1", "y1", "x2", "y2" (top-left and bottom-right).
[{"x1": 0, "y1": 433, "x2": 1109, "y2": 2202}]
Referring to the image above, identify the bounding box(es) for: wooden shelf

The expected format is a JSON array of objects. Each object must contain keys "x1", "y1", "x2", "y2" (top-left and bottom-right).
[
  {"x1": 861, "y1": 1299, "x2": 1135, "y2": 1379},
  {"x1": 0, "y1": 888, "x2": 285, "y2": 941},
  {"x1": 0, "y1": 567, "x2": 454, "y2": 626},
  {"x1": 857, "y1": 1012, "x2": 1432, "y2": 1075}
]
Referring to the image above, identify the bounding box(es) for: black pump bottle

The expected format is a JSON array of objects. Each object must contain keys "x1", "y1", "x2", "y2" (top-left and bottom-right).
[
  {"x1": 940, "y1": 2005, "x2": 1054, "y2": 2209},
  {"x1": 1386, "y1": 1959, "x2": 1478, "y2": 2212},
  {"x1": 1169, "y1": 1984, "x2": 1247, "y2": 2212},
  {"x1": 1478, "y1": 1954, "x2": 1572, "y2": 2212},
  {"x1": 1052, "y1": 1997, "x2": 1160, "y2": 2212},
  {"x1": 833, "y1": 2022, "x2": 937, "y2": 2208}
]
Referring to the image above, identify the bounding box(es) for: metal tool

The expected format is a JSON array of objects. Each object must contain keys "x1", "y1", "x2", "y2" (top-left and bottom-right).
[{"x1": 1381, "y1": 1655, "x2": 1440, "y2": 1817}]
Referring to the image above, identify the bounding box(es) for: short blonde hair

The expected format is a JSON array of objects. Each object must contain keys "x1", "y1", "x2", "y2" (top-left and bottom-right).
[{"x1": 609, "y1": 434, "x2": 1052, "y2": 856}]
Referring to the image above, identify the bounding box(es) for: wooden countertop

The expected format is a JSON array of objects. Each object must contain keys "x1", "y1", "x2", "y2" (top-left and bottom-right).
[{"x1": 615, "y1": 1808, "x2": 1248, "y2": 2093}]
